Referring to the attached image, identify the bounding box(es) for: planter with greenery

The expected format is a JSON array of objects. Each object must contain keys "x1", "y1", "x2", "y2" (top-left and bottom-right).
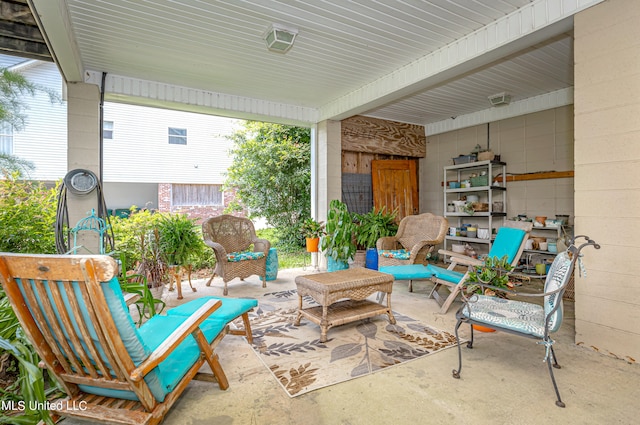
[
  {"x1": 354, "y1": 207, "x2": 398, "y2": 270},
  {"x1": 157, "y1": 213, "x2": 204, "y2": 299},
  {"x1": 320, "y1": 199, "x2": 357, "y2": 271},
  {"x1": 300, "y1": 217, "x2": 326, "y2": 252}
]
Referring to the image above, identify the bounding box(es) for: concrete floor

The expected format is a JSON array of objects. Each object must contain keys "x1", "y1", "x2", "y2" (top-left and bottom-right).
[
  {"x1": 151, "y1": 267, "x2": 640, "y2": 425},
  {"x1": 63, "y1": 266, "x2": 640, "y2": 425}
]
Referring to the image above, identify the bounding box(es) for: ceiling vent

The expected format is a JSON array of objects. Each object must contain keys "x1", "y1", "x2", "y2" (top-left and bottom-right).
[
  {"x1": 488, "y1": 92, "x2": 511, "y2": 107},
  {"x1": 264, "y1": 23, "x2": 298, "y2": 53}
]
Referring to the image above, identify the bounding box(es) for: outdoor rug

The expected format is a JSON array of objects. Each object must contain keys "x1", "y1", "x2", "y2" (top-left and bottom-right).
[{"x1": 237, "y1": 289, "x2": 461, "y2": 397}]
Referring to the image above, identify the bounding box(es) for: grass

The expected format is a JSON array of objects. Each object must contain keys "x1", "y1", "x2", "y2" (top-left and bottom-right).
[{"x1": 256, "y1": 228, "x2": 309, "y2": 269}]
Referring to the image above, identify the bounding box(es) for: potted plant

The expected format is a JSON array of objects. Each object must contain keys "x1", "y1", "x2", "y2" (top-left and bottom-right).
[
  {"x1": 354, "y1": 207, "x2": 398, "y2": 269},
  {"x1": 300, "y1": 217, "x2": 326, "y2": 252},
  {"x1": 320, "y1": 199, "x2": 357, "y2": 271},
  {"x1": 465, "y1": 255, "x2": 514, "y2": 332},
  {"x1": 157, "y1": 213, "x2": 204, "y2": 299}
]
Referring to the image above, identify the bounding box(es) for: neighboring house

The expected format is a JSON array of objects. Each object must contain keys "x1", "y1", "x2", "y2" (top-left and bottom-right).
[{"x1": 0, "y1": 55, "x2": 242, "y2": 222}]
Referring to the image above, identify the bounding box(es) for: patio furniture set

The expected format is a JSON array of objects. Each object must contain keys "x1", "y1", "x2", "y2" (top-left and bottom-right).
[{"x1": 0, "y1": 212, "x2": 599, "y2": 423}]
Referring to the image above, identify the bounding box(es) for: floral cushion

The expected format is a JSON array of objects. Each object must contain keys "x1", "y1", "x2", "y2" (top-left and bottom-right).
[
  {"x1": 378, "y1": 249, "x2": 411, "y2": 260},
  {"x1": 227, "y1": 251, "x2": 265, "y2": 262}
]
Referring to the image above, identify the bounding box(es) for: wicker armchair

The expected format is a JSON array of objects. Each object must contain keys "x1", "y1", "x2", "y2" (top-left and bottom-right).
[
  {"x1": 376, "y1": 213, "x2": 448, "y2": 267},
  {"x1": 203, "y1": 215, "x2": 270, "y2": 295}
]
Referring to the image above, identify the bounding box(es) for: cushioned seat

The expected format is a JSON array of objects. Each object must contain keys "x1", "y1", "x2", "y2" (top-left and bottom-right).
[
  {"x1": 167, "y1": 296, "x2": 258, "y2": 343},
  {"x1": 379, "y1": 264, "x2": 434, "y2": 293},
  {"x1": 0, "y1": 253, "x2": 232, "y2": 424}
]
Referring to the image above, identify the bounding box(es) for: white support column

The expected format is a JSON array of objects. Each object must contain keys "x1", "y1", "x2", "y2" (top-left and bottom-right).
[
  {"x1": 315, "y1": 119, "x2": 342, "y2": 271},
  {"x1": 66, "y1": 82, "x2": 102, "y2": 254}
]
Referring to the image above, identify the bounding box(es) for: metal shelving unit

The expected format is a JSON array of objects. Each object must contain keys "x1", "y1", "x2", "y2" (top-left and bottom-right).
[{"x1": 443, "y1": 160, "x2": 507, "y2": 257}]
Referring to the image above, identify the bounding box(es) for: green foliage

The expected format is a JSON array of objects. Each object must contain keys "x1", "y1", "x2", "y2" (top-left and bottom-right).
[
  {"x1": 354, "y1": 207, "x2": 398, "y2": 249},
  {"x1": 0, "y1": 331, "x2": 59, "y2": 425},
  {"x1": 0, "y1": 174, "x2": 57, "y2": 254},
  {"x1": 0, "y1": 67, "x2": 62, "y2": 131},
  {"x1": 224, "y1": 121, "x2": 311, "y2": 249},
  {"x1": 467, "y1": 255, "x2": 514, "y2": 294},
  {"x1": 300, "y1": 218, "x2": 325, "y2": 239},
  {"x1": 157, "y1": 213, "x2": 203, "y2": 266},
  {"x1": 110, "y1": 208, "x2": 164, "y2": 272},
  {"x1": 0, "y1": 153, "x2": 34, "y2": 178},
  {"x1": 320, "y1": 199, "x2": 357, "y2": 262}
]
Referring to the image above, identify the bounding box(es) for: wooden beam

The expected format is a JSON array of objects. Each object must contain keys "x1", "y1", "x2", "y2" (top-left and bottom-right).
[
  {"x1": 501, "y1": 171, "x2": 574, "y2": 182},
  {"x1": 342, "y1": 115, "x2": 426, "y2": 157},
  {"x1": 442, "y1": 170, "x2": 574, "y2": 186}
]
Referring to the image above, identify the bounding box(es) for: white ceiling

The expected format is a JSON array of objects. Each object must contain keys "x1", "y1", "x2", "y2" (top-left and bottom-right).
[{"x1": 29, "y1": 0, "x2": 601, "y2": 131}]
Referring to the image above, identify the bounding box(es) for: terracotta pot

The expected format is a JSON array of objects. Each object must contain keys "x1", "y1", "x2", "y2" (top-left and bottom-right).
[
  {"x1": 472, "y1": 324, "x2": 496, "y2": 333},
  {"x1": 305, "y1": 237, "x2": 319, "y2": 252}
]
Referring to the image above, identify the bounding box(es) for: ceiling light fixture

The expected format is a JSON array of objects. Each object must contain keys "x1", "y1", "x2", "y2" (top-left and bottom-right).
[
  {"x1": 488, "y1": 92, "x2": 511, "y2": 107},
  {"x1": 264, "y1": 23, "x2": 298, "y2": 53}
]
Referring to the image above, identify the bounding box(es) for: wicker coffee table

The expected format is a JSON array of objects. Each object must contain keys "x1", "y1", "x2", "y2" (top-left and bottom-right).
[{"x1": 294, "y1": 268, "x2": 396, "y2": 342}]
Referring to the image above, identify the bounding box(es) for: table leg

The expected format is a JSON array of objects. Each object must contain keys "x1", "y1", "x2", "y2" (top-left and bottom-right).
[
  {"x1": 294, "y1": 294, "x2": 303, "y2": 326},
  {"x1": 320, "y1": 304, "x2": 329, "y2": 342},
  {"x1": 386, "y1": 292, "x2": 396, "y2": 324}
]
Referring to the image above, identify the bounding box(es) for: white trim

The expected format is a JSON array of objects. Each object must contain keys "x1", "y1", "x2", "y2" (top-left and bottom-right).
[
  {"x1": 84, "y1": 71, "x2": 319, "y2": 127},
  {"x1": 426, "y1": 88, "x2": 574, "y2": 135}
]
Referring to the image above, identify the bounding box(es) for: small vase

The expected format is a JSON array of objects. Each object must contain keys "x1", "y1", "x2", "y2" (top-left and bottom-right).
[
  {"x1": 305, "y1": 237, "x2": 319, "y2": 252},
  {"x1": 365, "y1": 247, "x2": 378, "y2": 270}
]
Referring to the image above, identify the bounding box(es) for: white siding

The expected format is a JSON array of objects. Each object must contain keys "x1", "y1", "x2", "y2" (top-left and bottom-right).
[
  {"x1": 11, "y1": 61, "x2": 67, "y2": 181},
  {"x1": 4, "y1": 56, "x2": 241, "y2": 185},
  {"x1": 102, "y1": 103, "x2": 239, "y2": 184}
]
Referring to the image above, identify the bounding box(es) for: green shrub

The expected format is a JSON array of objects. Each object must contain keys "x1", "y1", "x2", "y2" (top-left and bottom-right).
[{"x1": 0, "y1": 174, "x2": 57, "y2": 254}]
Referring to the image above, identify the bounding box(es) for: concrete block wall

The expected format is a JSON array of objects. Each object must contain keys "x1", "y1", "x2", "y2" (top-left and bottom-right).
[
  {"x1": 420, "y1": 105, "x2": 574, "y2": 224},
  {"x1": 573, "y1": 0, "x2": 640, "y2": 363}
]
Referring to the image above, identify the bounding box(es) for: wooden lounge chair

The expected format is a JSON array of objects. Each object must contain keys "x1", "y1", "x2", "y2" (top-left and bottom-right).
[
  {"x1": 203, "y1": 215, "x2": 270, "y2": 295},
  {"x1": 427, "y1": 220, "x2": 533, "y2": 314},
  {"x1": 451, "y1": 236, "x2": 600, "y2": 407},
  {"x1": 376, "y1": 213, "x2": 448, "y2": 267},
  {"x1": 0, "y1": 253, "x2": 230, "y2": 425}
]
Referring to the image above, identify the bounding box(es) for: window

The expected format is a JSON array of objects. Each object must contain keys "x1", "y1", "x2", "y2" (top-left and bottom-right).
[
  {"x1": 103, "y1": 121, "x2": 114, "y2": 139},
  {"x1": 172, "y1": 184, "x2": 223, "y2": 206},
  {"x1": 0, "y1": 123, "x2": 13, "y2": 154},
  {"x1": 168, "y1": 127, "x2": 187, "y2": 145}
]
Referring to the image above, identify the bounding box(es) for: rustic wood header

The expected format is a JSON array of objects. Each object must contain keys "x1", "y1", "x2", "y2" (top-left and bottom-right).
[{"x1": 341, "y1": 116, "x2": 426, "y2": 158}]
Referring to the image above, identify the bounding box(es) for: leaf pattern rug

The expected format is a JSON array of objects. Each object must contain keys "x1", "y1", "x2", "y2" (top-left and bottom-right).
[{"x1": 238, "y1": 289, "x2": 461, "y2": 397}]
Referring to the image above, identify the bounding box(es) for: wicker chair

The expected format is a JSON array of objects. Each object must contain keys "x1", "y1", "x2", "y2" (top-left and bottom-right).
[
  {"x1": 376, "y1": 213, "x2": 448, "y2": 267},
  {"x1": 203, "y1": 215, "x2": 270, "y2": 295}
]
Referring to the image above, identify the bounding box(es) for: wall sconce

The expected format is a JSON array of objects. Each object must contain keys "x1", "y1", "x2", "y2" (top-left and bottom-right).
[{"x1": 264, "y1": 23, "x2": 298, "y2": 53}]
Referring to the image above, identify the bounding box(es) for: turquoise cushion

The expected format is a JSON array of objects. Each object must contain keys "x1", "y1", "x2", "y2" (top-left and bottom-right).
[
  {"x1": 378, "y1": 249, "x2": 411, "y2": 260},
  {"x1": 137, "y1": 315, "x2": 226, "y2": 395},
  {"x1": 227, "y1": 251, "x2": 265, "y2": 262},
  {"x1": 426, "y1": 264, "x2": 465, "y2": 284},
  {"x1": 379, "y1": 265, "x2": 433, "y2": 280},
  {"x1": 488, "y1": 227, "x2": 526, "y2": 263},
  {"x1": 167, "y1": 296, "x2": 258, "y2": 323}
]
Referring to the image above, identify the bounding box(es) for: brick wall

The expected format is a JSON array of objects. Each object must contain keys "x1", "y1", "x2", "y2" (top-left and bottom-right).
[{"x1": 157, "y1": 183, "x2": 247, "y2": 224}]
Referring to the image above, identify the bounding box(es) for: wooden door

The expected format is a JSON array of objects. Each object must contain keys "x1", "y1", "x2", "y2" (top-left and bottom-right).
[{"x1": 371, "y1": 159, "x2": 418, "y2": 221}]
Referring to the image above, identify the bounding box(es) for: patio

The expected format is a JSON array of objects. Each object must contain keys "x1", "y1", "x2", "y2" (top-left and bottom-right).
[{"x1": 85, "y1": 268, "x2": 637, "y2": 424}]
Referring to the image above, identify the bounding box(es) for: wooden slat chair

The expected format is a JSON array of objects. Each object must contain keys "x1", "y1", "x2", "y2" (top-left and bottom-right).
[
  {"x1": 203, "y1": 215, "x2": 270, "y2": 296},
  {"x1": 451, "y1": 236, "x2": 600, "y2": 407},
  {"x1": 376, "y1": 213, "x2": 449, "y2": 267},
  {"x1": 0, "y1": 253, "x2": 230, "y2": 425},
  {"x1": 427, "y1": 220, "x2": 533, "y2": 314}
]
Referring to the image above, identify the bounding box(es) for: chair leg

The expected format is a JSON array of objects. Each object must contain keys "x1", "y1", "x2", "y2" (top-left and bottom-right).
[
  {"x1": 192, "y1": 329, "x2": 229, "y2": 390},
  {"x1": 546, "y1": 345, "x2": 566, "y2": 407},
  {"x1": 452, "y1": 319, "x2": 464, "y2": 379},
  {"x1": 262, "y1": 275, "x2": 267, "y2": 288},
  {"x1": 438, "y1": 283, "x2": 462, "y2": 314},
  {"x1": 228, "y1": 312, "x2": 254, "y2": 345}
]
